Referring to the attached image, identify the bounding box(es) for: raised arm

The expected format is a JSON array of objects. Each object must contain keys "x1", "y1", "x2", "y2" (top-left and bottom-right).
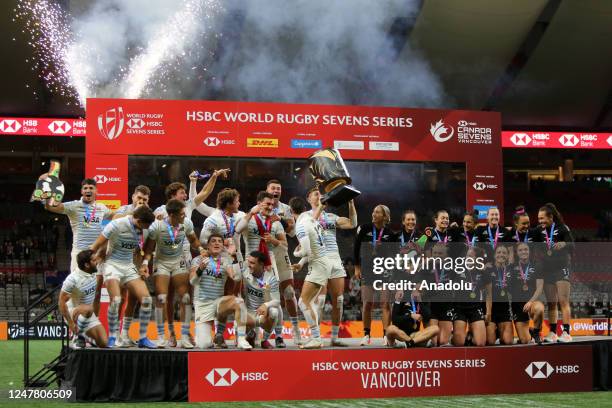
[{"x1": 336, "y1": 200, "x2": 358, "y2": 229}]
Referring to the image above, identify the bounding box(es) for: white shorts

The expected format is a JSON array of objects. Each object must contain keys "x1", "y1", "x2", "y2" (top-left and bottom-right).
[
  {"x1": 273, "y1": 250, "x2": 293, "y2": 282},
  {"x1": 329, "y1": 254, "x2": 346, "y2": 280},
  {"x1": 67, "y1": 306, "x2": 102, "y2": 333},
  {"x1": 194, "y1": 298, "x2": 222, "y2": 323},
  {"x1": 154, "y1": 258, "x2": 188, "y2": 277},
  {"x1": 305, "y1": 257, "x2": 333, "y2": 286},
  {"x1": 103, "y1": 260, "x2": 141, "y2": 287}
]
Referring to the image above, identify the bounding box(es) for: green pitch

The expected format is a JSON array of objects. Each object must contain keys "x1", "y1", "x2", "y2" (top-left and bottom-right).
[{"x1": 0, "y1": 340, "x2": 609, "y2": 407}]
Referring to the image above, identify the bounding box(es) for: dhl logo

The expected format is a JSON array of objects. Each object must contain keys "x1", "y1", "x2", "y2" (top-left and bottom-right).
[
  {"x1": 98, "y1": 200, "x2": 122, "y2": 210},
  {"x1": 247, "y1": 138, "x2": 279, "y2": 148}
]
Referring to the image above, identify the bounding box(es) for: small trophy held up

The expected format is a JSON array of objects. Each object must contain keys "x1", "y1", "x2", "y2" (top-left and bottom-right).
[
  {"x1": 308, "y1": 148, "x2": 360, "y2": 207},
  {"x1": 31, "y1": 160, "x2": 65, "y2": 206}
]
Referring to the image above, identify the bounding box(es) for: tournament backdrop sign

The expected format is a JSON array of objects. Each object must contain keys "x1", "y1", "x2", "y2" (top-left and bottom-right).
[{"x1": 86, "y1": 99, "x2": 503, "y2": 214}]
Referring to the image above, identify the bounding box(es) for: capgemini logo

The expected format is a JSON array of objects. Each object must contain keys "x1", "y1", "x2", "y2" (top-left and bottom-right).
[
  {"x1": 430, "y1": 119, "x2": 454, "y2": 143},
  {"x1": 97, "y1": 107, "x2": 125, "y2": 140}
]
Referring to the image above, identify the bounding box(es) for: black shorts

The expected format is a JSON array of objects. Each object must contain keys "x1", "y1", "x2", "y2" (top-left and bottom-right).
[
  {"x1": 361, "y1": 270, "x2": 395, "y2": 286},
  {"x1": 395, "y1": 321, "x2": 419, "y2": 337},
  {"x1": 454, "y1": 303, "x2": 485, "y2": 323},
  {"x1": 544, "y1": 267, "x2": 571, "y2": 284},
  {"x1": 492, "y1": 301, "x2": 512, "y2": 323},
  {"x1": 511, "y1": 302, "x2": 530, "y2": 322},
  {"x1": 430, "y1": 302, "x2": 455, "y2": 321}
]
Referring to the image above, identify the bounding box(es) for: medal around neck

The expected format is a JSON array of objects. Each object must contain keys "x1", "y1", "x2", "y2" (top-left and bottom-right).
[
  {"x1": 308, "y1": 148, "x2": 360, "y2": 207},
  {"x1": 32, "y1": 160, "x2": 65, "y2": 206}
]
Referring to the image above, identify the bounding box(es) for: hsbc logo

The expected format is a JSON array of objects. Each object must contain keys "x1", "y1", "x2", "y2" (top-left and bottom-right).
[
  {"x1": 206, "y1": 368, "x2": 239, "y2": 387},
  {"x1": 525, "y1": 361, "x2": 554, "y2": 379},
  {"x1": 98, "y1": 107, "x2": 125, "y2": 140},
  {"x1": 473, "y1": 182, "x2": 486, "y2": 191},
  {"x1": 48, "y1": 120, "x2": 71, "y2": 134},
  {"x1": 430, "y1": 119, "x2": 454, "y2": 143},
  {"x1": 127, "y1": 118, "x2": 145, "y2": 129},
  {"x1": 511, "y1": 133, "x2": 532, "y2": 146},
  {"x1": 607, "y1": 135, "x2": 612, "y2": 146},
  {"x1": 94, "y1": 175, "x2": 121, "y2": 184},
  {"x1": 204, "y1": 137, "x2": 220, "y2": 147},
  {"x1": 559, "y1": 134, "x2": 579, "y2": 147},
  {"x1": 0, "y1": 119, "x2": 22, "y2": 133}
]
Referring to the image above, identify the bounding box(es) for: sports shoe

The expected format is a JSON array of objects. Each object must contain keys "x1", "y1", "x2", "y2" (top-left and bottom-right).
[
  {"x1": 301, "y1": 338, "x2": 323, "y2": 349},
  {"x1": 331, "y1": 338, "x2": 349, "y2": 347},
  {"x1": 156, "y1": 339, "x2": 169, "y2": 348},
  {"x1": 391, "y1": 339, "x2": 406, "y2": 349},
  {"x1": 117, "y1": 335, "x2": 134, "y2": 348},
  {"x1": 168, "y1": 333, "x2": 177, "y2": 347},
  {"x1": 558, "y1": 331, "x2": 572, "y2": 343},
  {"x1": 107, "y1": 336, "x2": 116, "y2": 348},
  {"x1": 543, "y1": 332, "x2": 558, "y2": 343},
  {"x1": 260, "y1": 340, "x2": 274, "y2": 349},
  {"x1": 237, "y1": 337, "x2": 253, "y2": 350},
  {"x1": 138, "y1": 338, "x2": 158, "y2": 349},
  {"x1": 246, "y1": 330, "x2": 256, "y2": 348},
  {"x1": 532, "y1": 331, "x2": 542, "y2": 345},
  {"x1": 275, "y1": 336, "x2": 286, "y2": 348},
  {"x1": 360, "y1": 334, "x2": 371, "y2": 346},
  {"x1": 178, "y1": 337, "x2": 194, "y2": 349},
  {"x1": 213, "y1": 332, "x2": 227, "y2": 349},
  {"x1": 71, "y1": 335, "x2": 86, "y2": 349}
]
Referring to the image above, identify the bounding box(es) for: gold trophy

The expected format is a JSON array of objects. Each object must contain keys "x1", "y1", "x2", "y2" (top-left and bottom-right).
[{"x1": 308, "y1": 148, "x2": 360, "y2": 206}]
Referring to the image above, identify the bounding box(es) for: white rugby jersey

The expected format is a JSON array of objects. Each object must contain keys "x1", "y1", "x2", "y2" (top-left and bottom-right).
[
  {"x1": 102, "y1": 217, "x2": 149, "y2": 263},
  {"x1": 148, "y1": 218, "x2": 195, "y2": 261},
  {"x1": 61, "y1": 270, "x2": 97, "y2": 309},
  {"x1": 154, "y1": 199, "x2": 214, "y2": 220},
  {"x1": 295, "y1": 212, "x2": 327, "y2": 260},
  {"x1": 62, "y1": 200, "x2": 111, "y2": 250},
  {"x1": 308, "y1": 209, "x2": 340, "y2": 254},
  {"x1": 243, "y1": 214, "x2": 284, "y2": 255},
  {"x1": 272, "y1": 201, "x2": 292, "y2": 220},
  {"x1": 242, "y1": 268, "x2": 280, "y2": 312},
  {"x1": 200, "y1": 209, "x2": 246, "y2": 243},
  {"x1": 191, "y1": 255, "x2": 232, "y2": 302}
]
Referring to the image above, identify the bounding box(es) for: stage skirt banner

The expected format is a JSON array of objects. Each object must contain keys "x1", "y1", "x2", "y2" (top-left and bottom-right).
[
  {"x1": 86, "y1": 98, "x2": 503, "y2": 217},
  {"x1": 188, "y1": 345, "x2": 592, "y2": 402}
]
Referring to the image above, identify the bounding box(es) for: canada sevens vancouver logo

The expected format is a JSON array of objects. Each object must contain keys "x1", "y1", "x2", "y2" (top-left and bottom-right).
[{"x1": 98, "y1": 107, "x2": 125, "y2": 140}]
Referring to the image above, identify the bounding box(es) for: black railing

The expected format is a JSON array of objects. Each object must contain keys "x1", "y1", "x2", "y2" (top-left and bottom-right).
[{"x1": 23, "y1": 285, "x2": 69, "y2": 387}]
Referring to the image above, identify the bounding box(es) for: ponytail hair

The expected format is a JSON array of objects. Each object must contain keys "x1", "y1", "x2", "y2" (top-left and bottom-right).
[
  {"x1": 539, "y1": 202, "x2": 565, "y2": 225},
  {"x1": 513, "y1": 205, "x2": 528, "y2": 224}
]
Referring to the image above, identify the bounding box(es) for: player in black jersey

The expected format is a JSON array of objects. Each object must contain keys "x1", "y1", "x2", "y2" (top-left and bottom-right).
[
  {"x1": 475, "y1": 207, "x2": 512, "y2": 264},
  {"x1": 486, "y1": 244, "x2": 513, "y2": 345},
  {"x1": 353, "y1": 204, "x2": 398, "y2": 346},
  {"x1": 537, "y1": 203, "x2": 574, "y2": 343},
  {"x1": 507, "y1": 206, "x2": 540, "y2": 244},
  {"x1": 452, "y1": 246, "x2": 490, "y2": 347},
  {"x1": 386, "y1": 297, "x2": 440, "y2": 348},
  {"x1": 457, "y1": 211, "x2": 478, "y2": 249},
  {"x1": 508, "y1": 242, "x2": 545, "y2": 344},
  {"x1": 399, "y1": 210, "x2": 422, "y2": 248}
]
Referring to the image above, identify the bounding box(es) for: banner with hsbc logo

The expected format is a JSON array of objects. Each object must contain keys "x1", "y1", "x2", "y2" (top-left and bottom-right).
[
  {"x1": 86, "y1": 98, "x2": 503, "y2": 218},
  {"x1": 188, "y1": 346, "x2": 591, "y2": 402},
  {"x1": 503, "y1": 131, "x2": 612, "y2": 149}
]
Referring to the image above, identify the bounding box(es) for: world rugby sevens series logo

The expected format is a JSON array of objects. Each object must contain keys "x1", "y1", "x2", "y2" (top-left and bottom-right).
[{"x1": 98, "y1": 107, "x2": 125, "y2": 140}]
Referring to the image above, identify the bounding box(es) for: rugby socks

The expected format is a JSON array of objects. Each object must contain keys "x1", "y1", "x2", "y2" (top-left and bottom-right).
[
  {"x1": 290, "y1": 316, "x2": 300, "y2": 340},
  {"x1": 317, "y1": 294, "x2": 326, "y2": 321},
  {"x1": 121, "y1": 317, "x2": 132, "y2": 339},
  {"x1": 549, "y1": 323, "x2": 557, "y2": 334},
  {"x1": 332, "y1": 325, "x2": 340, "y2": 340},
  {"x1": 311, "y1": 324, "x2": 321, "y2": 339},
  {"x1": 139, "y1": 297, "x2": 153, "y2": 339},
  {"x1": 563, "y1": 324, "x2": 570, "y2": 334},
  {"x1": 262, "y1": 329, "x2": 271, "y2": 341},
  {"x1": 108, "y1": 297, "x2": 121, "y2": 338},
  {"x1": 216, "y1": 321, "x2": 226, "y2": 337},
  {"x1": 364, "y1": 327, "x2": 371, "y2": 337},
  {"x1": 181, "y1": 294, "x2": 192, "y2": 339},
  {"x1": 155, "y1": 307, "x2": 165, "y2": 339}
]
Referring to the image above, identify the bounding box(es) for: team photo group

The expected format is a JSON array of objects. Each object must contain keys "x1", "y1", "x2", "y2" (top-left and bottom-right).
[{"x1": 46, "y1": 166, "x2": 574, "y2": 352}]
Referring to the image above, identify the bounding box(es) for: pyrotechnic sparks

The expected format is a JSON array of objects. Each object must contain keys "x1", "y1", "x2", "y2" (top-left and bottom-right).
[{"x1": 16, "y1": 0, "x2": 223, "y2": 106}]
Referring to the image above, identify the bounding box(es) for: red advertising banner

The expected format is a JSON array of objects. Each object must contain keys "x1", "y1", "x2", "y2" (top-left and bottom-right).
[
  {"x1": 0, "y1": 117, "x2": 86, "y2": 137},
  {"x1": 188, "y1": 345, "x2": 592, "y2": 402},
  {"x1": 84, "y1": 154, "x2": 128, "y2": 209},
  {"x1": 86, "y1": 98, "x2": 503, "y2": 214},
  {"x1": 502, "y1": 131, "x2": 612, "y2": 149}
]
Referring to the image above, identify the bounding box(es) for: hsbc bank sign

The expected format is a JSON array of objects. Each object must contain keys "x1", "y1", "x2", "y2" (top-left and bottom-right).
[
  {"x1": 94, "y1": 175, "x2": 122, "y2": 184},
  {"x1": 525, "y1": 361, "x2": 580, "y2": 379},
  {"x1": 205, "y1": 368, "x2": 269, "y2": 387},
  {"x1": 203, "y1": 136, "x2": 235, "y2": 147}
]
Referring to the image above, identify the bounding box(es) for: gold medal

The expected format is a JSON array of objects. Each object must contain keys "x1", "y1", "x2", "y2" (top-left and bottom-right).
[
  {"x1": 547, "y1": 249, "x2": 552, "y2": 256},
  {"x1": 469, "y1": 292, "x2": 476, "y2": 299},
  {"x1": 83, "y1": 222, "x2": 90, "y2": 228},
  {"x1": 140, "y1": 250, "x2": 144, "y2": 257},
  {"x1": 522, "y1": 284, "x2": 529, "y2": 291},
  {"x1": 171, "y1": 244, "x2": 179, "y2": 250},
  {"x1": 500, "y1": 290, "x2": 506, "y2": 297}
]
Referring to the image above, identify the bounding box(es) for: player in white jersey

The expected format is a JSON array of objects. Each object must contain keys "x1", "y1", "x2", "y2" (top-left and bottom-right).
[
  {"x1": 144, "y1": 199, "x2": 206, "y2": 348},
  {"x1": 111, "y1": 184, "x2": 151, "y2": 348},
  {"x1": 200, "y1": 188, "x2": 246, "y2": 347},
  {"x1": 44, "y1": 178, "x2": 112, "y2": 316},
  {"x1": 290, "y1": 197, "x2": 331, "y2": 349},
  {"x1": 90, "y1": 206, "x2": 157, "y2": 349},
  {"x1": 58, "y1": 249, "x2": 108, "y2": 348},
  {"x1": 241, "y1": 251, "x2": 282, "y2": 349},
  {"x1": 265, "y1": 180, "x2": 300, "y2": 346},
  {"x1": 236, "y1": 191, "x2": 299, "y2": 347},
  {"x1": 306, "y1": 189, "x2": 357, "y2": 346},
  {"x1": 152, "y1": 171, "x2": 226, "y2": 346},
  {"x1": 189, "y1": 234, "x2": 252, "y2": 350}
]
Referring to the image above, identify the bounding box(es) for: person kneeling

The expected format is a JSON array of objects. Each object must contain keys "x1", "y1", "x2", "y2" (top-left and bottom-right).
[{"x1": 386, "y1": 295, "x2": 439, "y2": 348}]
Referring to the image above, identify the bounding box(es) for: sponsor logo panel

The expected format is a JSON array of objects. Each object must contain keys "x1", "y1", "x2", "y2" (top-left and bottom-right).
[
  {"x1": 368, "y1": 141, "x2": 399, "y2": 151},
  {"x1": 333, "y1": 140, "x2": 364, "y2": 150},
  {"x1": 247, "y1": 138, "x2": 279, "y2": 148},
  {"x1": 291, "y1": 139, "x2": 322, "y2": 149}
]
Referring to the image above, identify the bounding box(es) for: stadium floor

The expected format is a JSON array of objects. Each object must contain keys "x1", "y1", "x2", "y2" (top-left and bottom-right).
[{"x1": 1, "y1": 340, "x2": 610, "y2": 407}]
